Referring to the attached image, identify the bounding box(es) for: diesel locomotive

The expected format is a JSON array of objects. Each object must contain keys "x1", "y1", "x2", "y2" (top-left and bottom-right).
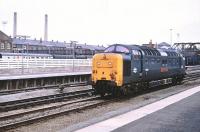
[{"x1": 92, "y1": 44, "x2": 186, "y2": 96}]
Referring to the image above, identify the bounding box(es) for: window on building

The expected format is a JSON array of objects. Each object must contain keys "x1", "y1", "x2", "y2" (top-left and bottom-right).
[
  {"x1": 23, "y1": 45, "x2": 27, "y2": 49},
  {"x1": 1, "y1": 43, "x2": 5, "y2": 49},
  {"x1": 7, "y1": 43, "x2": 11, "y2": 49}
]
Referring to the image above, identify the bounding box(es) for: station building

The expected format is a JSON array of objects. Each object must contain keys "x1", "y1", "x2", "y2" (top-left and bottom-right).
[
  {"x1": 0, "y1": 30, "x2": 13, "y2": 53},
  {"x1": 0, "y1": 31, "x2": 105, "y2": 59}
]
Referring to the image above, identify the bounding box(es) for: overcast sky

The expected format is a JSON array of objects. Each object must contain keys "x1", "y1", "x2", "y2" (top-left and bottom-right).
[{"x1": 0, "y1": 0, "x2": 200, "y2": 46}]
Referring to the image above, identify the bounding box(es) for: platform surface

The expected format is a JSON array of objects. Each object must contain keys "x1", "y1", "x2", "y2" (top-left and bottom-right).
[
  {"x1": 113, "y1": 91, "x2": 200, "y2": 132},
  {"x1": 0, "y1": 71, "x2": 91, "y2": 81},
  {"x1": 75, "y1": 86, "x2": 200, "y2": 132}
]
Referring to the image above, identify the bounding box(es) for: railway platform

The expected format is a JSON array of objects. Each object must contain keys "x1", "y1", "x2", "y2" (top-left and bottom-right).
[
  {"x1": 71, "y1": 86, "x2": 200, "y2": 132},
  {"x1": 0, "y1": 71, "x2": 91, "y2": 90},
  {"x1": 0, "y1": 72, "x2": 91, "y2": 81}
]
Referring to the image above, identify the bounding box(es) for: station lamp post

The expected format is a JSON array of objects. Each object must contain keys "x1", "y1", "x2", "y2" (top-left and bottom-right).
[
  {"x1": 70, "y1": 41, "x2": 78, "y2": 72},
  {"x1": 21, "y1": 48, "x2": 24, "y2": 74},
  {"x1": 170, "y1": 28, "x2": 173, "y2": 46},
  {"x1": 70, "y1": 40, "x2": 78, "y2": 59}
]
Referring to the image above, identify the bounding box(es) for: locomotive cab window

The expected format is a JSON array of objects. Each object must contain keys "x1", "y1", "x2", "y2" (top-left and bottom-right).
[
  {"x1": 104, "y1": 46, "x2": 115, "y2": 53},
  {"x1": 116, "y1": 46, "x2": 129, "y2": 54}
]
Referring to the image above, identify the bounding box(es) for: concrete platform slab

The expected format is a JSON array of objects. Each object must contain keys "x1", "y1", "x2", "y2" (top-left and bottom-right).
[
  {"x1": 74, "y1": 86, "x2": 200, "y2": 132},
  {"x1": 0, "y1": 71, "x2": 91, "y2": 81}
]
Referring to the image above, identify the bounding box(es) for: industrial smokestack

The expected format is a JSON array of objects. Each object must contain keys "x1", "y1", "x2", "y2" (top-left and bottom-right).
[
  {"x1": 44, "y1": 14, "x2": 48, "y2": 41},
  {"x1": 13, "y1": 12, "x2": 17, "y2": 38}
]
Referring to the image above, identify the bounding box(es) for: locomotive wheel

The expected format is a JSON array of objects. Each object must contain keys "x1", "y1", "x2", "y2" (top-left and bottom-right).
[
  {"x1": 177, "y1": 77, "x2": 184, "y2": 84},
  {"x1": 121, "y1": 87, "x2": 129, "y2": 96},
  {"x1": 111, "y1": 87, "x2": 120, "y2": 97},
  {"x1": 140, "y1": 82, "x2": 149, "y2": 91},
  {"x1": 172, "y1": 77, "x2": 177, "y2": 85},
  {"x1": 111, "y1": 87, "x2": 116, "y2": 97},
  {"x1": 145, "y1": 82, "x2": 150, "y2": 89}
]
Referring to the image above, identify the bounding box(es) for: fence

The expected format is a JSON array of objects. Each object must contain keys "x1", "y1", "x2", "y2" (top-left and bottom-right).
[{"x1": 0, "y1": 58, "x2": 92, "y2": 69}]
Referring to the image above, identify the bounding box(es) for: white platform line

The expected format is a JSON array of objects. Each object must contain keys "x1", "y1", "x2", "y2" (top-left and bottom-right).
[{"x1": 75, "y1": 86, "x2": 200, "y2": 132}]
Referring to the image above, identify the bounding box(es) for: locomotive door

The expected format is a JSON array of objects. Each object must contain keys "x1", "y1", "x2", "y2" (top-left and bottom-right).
[
  {"x1": 123, "y1": 55, "x2": 132, "y2": 84},
  {"x1": 138, "y1": 50, "x2": 143, "y2": 74},
  {"x1": 132, "y1": 50, "x2": 142, "y2": 81}
]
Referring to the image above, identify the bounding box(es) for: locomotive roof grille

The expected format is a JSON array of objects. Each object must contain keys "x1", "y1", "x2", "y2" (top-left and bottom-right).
[
  {"x1": 140, "y1": 46, "x2": 161, "y2": 56},
  {"x1": 104, "y1": 44, "x2": 180, "y2": 57}
]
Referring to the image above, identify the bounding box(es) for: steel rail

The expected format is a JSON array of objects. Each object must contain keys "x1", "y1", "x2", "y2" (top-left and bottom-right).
[
  {"x1": 1, "y1": 67, "x2": 200, "y2": 130},
  {"x1": 0, "y1": 88, "x2": 93, "y2": 112},
  {"x1": 0, "y1": 96, "x2": 114, "y2": 131}
]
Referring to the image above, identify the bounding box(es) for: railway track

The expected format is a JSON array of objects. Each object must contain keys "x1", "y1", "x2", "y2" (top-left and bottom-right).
[
  {"x1": 0, "y1": 95, "x2": 115, "y2": 131},
  {"x1": 183, "y1": 66, "x2": 200, "y2": 82},
  {"x1": 184, "y1": 72, "x2": 200, "y2": 82},
  {"x1": 1, "y1": 66, "x2": 200, "y2": 130},
  {"x1": 186, "y1": 65, "x2": 200, "y2": 71},
  {"x1": 0, "y1": 88, "x2": 93, "y2": 112}
]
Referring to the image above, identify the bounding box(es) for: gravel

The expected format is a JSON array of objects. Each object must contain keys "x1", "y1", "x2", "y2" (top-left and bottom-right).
[{"x1": 6, "y1": 78, "x2": 200, "y2": 132}]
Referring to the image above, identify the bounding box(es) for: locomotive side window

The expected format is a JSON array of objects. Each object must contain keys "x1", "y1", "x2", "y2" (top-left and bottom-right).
[
  {"x1": 151, "y1": 58, "x2": 156, "y2": 64},
  {"x1": 145, "y1": 59, "x2": 148, "y2": 64},
  {"x1": 173, "y1": 59, "x2": 176, "y2": 65},
  {"x1": 116, "y1": 46, "x2": 129, "y2": 53},
  {"x1": 132, "y1": 50, "x2": 141, "y2": 59},
  {"x1": 104, "y1": 46, "x2": 115, "y2": 53},
  {"x1": 168, "y1": 59, "x2": 172, "y2": 66},
  {"x1": 176, "y1": 59, "x2": 179, "y2": 65}
]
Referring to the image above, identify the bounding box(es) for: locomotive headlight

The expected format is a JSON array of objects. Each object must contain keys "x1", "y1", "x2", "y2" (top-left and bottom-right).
[
  {"x1": 181, "y1": 65, "x2": 183, "y2": 69},
  {"x1": 133, "y1": 68, "x2": 137, "y2": 73},
  {"x1": 108, "y1": 62, "x2": 112, "y2": 65}
]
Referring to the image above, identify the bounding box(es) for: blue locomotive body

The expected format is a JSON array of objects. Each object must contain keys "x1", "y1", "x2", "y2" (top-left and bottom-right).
[{"x1": 92, "y1": 44, "x2": 186, "y2": 96}]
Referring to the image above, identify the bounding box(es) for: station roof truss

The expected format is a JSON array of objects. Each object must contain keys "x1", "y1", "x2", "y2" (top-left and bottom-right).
[{"x1": 173, "y1": 42, "x2": 200, "y2": 52}]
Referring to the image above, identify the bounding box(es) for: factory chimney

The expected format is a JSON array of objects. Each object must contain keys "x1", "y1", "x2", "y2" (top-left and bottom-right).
[
  {"x1": 13, "y1": 12, "x2": 17, "y2": 38},
  {"x1": 44, "y1": 14, "x2": 48, "y2": 41}
]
